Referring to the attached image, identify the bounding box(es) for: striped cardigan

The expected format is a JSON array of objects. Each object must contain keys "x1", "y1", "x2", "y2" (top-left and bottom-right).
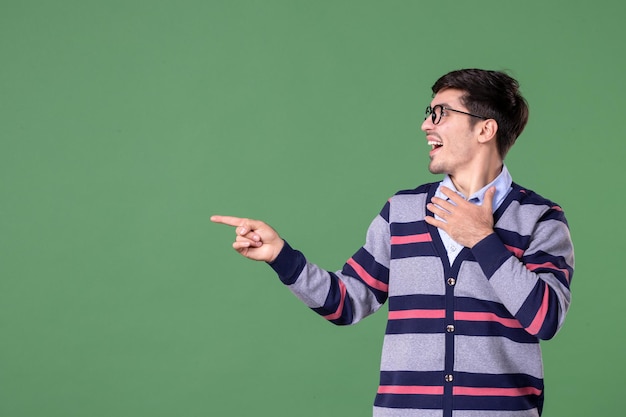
[{"x1": 269, "y1": 182, "x2": 574, "y2": 417}]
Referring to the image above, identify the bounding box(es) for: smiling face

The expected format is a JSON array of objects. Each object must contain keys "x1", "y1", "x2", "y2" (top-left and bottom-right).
[{"x1": 421, "y1": 88, "x2": 485, "y2": 178}]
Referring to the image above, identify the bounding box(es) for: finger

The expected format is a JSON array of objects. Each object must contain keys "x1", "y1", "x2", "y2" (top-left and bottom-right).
[
  {"x1": 425, "y1": 215, "x2": 446, "y2": 229},
  {"x1": 235, "y1": 235, "x2": 262, "y2": 247},
  {"x1": 482, "y1": 186, "x2": 496, "y2": 209},
  {"x1": 236, "y1": 233, "x2": 262, "y2": 247},
  {"x1": 439, "y1": 187, "x2": 465, "y2": 204},
  {"x1": 427, "y1": 203, "x2": 449, "y2": 219},
  {"x1": 211, "y1": 215, "x2": 266, "y2": 234},
  {"x1": 430, "y1": 196, "x2": 455, "y2": 212},
  {"x1": 238, "y1": 229, "x2": 261, "y2": 242},
  {"x1": 233, "y1": 241, "x2": 257, "y2": 252},
  {"x1": 210, "y1": 215, "x2": 246, "y2": 227}
]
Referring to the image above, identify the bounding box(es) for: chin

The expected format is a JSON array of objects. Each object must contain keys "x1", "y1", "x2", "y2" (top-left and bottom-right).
[{"x1": 428, "y1": 163, "x2": 445, "y2": 175}]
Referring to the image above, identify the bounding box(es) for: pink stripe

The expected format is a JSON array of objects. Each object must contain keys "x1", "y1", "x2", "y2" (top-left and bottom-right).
[
  {"x1": 454, "y1": 386, "x2": 542, "y2": 397},
  {"x1": 504, "y1": 244, "x2": 524, "y2": 259},
  {"x1": 527, "y1": 261, "x2": 570, "y2": 282},
  {"x1": 346, "y1": 258, "x2": 388, "y2": 292},
  {"x1": 454, "y1": 311, "x2": 523, "y2": 328},
  {"x1": 551, "y1": 205, "x2": 563, "y2": 212},
  {"x1": 323, "y1": 279, "x2": 347, "y2": 321},
  {"x1": 526, "y1": 284, "x2": 550, "y2": 335},
  {"x1": 391, "y1": 233, "x2": 432, "y2": 245},
  {"x1": 389, "y1": 309, "x2": 446, "y2": 320},
  {"x1": 378, "y1": 385, "x2": 444, "y2": 395}
]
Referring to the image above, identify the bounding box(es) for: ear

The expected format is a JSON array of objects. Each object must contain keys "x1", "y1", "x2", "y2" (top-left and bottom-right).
[{"x1": 477, "y1": 119, "x2": 498, "y2": 145}]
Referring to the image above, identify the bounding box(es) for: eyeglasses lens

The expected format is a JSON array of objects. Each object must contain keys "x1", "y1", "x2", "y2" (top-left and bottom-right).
[{"x1": 425, "y1": 105, "x2": 441, "y2": 124}]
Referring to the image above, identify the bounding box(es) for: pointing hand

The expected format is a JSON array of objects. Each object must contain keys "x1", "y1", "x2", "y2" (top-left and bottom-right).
[{"x1": 211, "y1": 215, "x2": 284, "y2": 262}]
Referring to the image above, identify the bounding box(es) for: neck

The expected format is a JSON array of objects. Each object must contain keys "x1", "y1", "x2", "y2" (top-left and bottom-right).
[{"x1": 449, "y1": 158, "x2": 503, "y2": 198}]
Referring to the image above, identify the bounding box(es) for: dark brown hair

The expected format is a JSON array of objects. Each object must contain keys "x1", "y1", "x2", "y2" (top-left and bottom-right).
[{"x1": 432, "y1": 69, "x2": 529, "y2": 158}]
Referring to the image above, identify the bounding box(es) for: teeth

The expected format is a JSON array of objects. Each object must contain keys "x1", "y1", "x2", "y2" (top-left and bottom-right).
[{"x1": 428, "y1": 141, "x2": 443, "y2": 146}]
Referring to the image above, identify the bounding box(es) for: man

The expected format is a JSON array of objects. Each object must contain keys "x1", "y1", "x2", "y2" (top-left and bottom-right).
[{"x1": 211, "y1": 69, "x2": 574, "y2": 417}]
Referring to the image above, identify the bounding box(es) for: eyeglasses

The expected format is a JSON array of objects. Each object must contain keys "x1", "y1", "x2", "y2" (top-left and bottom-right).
[{"x1": 425, "y1": 105, "x2": 487, "y2": 125}]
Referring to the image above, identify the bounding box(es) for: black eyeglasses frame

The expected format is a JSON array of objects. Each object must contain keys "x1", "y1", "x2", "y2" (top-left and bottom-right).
[{"x1": 425, "y1": 105, "x2": 488, "y2": 125}]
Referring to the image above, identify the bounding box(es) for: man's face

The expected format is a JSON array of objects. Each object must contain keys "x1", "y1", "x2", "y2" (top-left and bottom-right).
[{"x1": 421, "y1": 88, "x2": 482, "y2": 177}]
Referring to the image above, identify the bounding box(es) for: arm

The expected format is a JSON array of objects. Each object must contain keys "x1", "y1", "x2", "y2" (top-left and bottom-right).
[
  {"x1": 471, "y1": 208, "x2": 574, "y2": 339},
  {"x1": 211, "y1": 208, "x2": 391, "y2": 326},
  {"x1": 425, "y1": 187, "x2": 574, "y2": 339}
]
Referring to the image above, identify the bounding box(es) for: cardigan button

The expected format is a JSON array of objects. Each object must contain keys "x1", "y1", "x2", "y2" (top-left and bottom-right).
[
  {"x1": 445, "y1": 374, "x2": 454, "y2": 382},
  {"x1": 446, "y1": 325, "x2": 455, "y2": 333},
  {"x1": 447, "y1": 278, "x2": 456, "y2": 286}
]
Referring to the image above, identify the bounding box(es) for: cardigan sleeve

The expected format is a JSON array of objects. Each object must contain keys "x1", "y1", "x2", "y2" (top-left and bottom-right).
[
  {"x1": 472, "y1": 204, "x2": 574, "y2": 340},
  {"x1": 267, "y1": 202, "x2": 391, "y2": 325}
]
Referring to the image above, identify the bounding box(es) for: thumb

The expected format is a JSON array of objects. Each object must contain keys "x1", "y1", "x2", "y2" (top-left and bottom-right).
[{"x1": 483, "y1": 186, "x2": 496, "y2": 210}]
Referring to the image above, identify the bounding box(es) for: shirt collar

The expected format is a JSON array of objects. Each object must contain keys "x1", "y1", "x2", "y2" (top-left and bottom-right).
[{"x1": 436, "y1": 165, "x2": 513, "y2": 212}]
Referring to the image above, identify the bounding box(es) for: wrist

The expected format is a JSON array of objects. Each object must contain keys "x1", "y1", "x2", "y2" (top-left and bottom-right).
[
  {"x1": 469, "y1": 230, "x2": 494, "y2": 249},
  {"x1": 268, "y1": 239, "x2": 285, "y2": 263}
]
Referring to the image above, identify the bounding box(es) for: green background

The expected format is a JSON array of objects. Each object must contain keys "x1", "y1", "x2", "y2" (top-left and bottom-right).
[{"x1": 1, "y1": 1, "x2": 624, "y2": 416}]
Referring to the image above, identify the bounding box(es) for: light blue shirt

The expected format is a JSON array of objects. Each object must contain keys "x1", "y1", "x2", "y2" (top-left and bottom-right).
[{"x1": 434, "y1": 165, "x2": 513, "y2": 265}]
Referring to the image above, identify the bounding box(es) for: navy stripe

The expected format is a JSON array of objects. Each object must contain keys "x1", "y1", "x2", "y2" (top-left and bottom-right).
[
  {"x1": 311, "y1": 272, "x2": 354, "y2": 325},
  {"x1": 379, "y1": 370, "x2": 444, "y2": 385},
  {"x1": 453, "y1": 395, "x2": 539, "y2": 412},
  {"x1": 385, "y1": 318, "x2": 445, "y2": 334},
  {"x1": 269, "y1": 240, "x2": 306, "y2": 285},
  {"x1": 389, "y1": 294, "x2": 445, "y2": 311},
  {"x1": 443, "y1": 258, "x2": 455, "y2": 417},
  {"x1": 472, "y1": 233, "x2": 514, "y2": 279},
  {"x1": 538, "y1": 207, "x2": 568, "y2": 225},
  {"x1": 455, "y1": 371, "x2": 543, "y2": 389},
  {"x1": 391, "y1": 243, "x2": 438, "y2": 259},
  {"x1": 496, "y1": 228, "x2": 531, "y2": 251},
  {"x1": 390, "y1": 221, "x2": 430, "y2": 236},
  {"x1": 380, "y1": 201, "x2": 390, "y2": 223}
]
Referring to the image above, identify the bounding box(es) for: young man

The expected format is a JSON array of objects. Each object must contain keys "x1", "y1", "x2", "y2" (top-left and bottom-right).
[{"x1": 211, "y1": 69, "x2": 574, "y2": 417}]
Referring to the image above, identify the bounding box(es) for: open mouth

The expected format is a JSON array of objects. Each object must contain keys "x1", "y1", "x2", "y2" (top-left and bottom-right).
[{"x1": 428, "y1": 140, "x2": 443, "y2": 150}]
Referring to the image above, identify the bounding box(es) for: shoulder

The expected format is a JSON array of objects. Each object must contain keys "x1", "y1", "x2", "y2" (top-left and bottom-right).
[
  {"x1": 389, "y1": 182, "x2": 439, "y2": 206},
  {"x1": 393, "y1": 182, "x2": 439, "y2": 197},
  {"x1": 380, "y1": 182, "x2": 439, "y2": 223},
  {"x1": 509, "y1": 183, "x2": 569, "y2": 225}
]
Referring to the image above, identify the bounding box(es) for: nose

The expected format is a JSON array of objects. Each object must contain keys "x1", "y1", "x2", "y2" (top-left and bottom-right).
[{"x1": 421, "y1": 115, "x2": 433, "y2": 132}]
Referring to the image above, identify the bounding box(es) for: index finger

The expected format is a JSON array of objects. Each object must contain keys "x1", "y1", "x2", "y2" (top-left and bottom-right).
[
  {"x1": 210, "y1": 215, "x2": 246, "y2": 227},
  {"x1": 211, "y1": 216, "x2": 267, "y2": 234}
]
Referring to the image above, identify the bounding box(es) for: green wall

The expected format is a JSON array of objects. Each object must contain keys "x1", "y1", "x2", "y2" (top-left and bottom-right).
[{"x1": 2, "y1": 1, "x2": 624, "y2": 416}]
